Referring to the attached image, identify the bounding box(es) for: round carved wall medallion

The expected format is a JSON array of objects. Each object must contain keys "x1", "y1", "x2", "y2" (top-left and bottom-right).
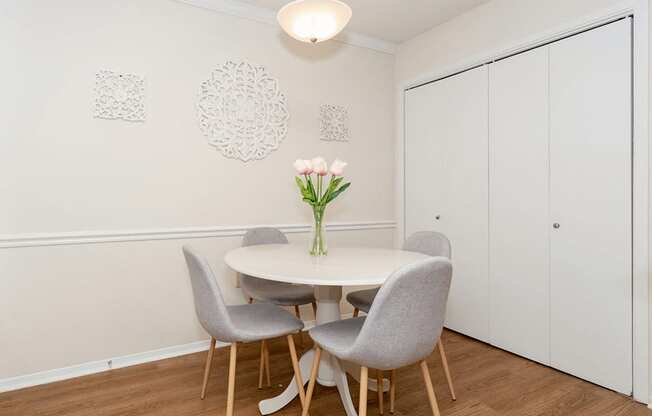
[{"x1": 197, "y1": 61, "x2": 289, "y2": 162}]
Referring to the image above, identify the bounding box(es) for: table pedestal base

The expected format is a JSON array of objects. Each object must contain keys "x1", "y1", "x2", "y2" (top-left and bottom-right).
[{"x1": 258, "y1": 286, "x2": 388, "y2": 416}]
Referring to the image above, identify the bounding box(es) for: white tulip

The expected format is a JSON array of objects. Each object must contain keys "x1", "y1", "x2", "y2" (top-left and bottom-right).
[
  {"x1": 329, "y1": 159, "x2": 347, "y2": 176},
  {"x1": 293, "y1": 159, "x2": 312, "y2": 175},
  {"x1": 311, "y1": 157, "x2": 328, "y2": 176},
  {"x1": 303, "y1": 159, "x2": 313, "y2": 174}
]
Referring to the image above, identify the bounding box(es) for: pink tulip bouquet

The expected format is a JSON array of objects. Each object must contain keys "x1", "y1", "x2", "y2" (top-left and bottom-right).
[{"x1": 294, "y1": 157, "x2": 351, "y2": 256}]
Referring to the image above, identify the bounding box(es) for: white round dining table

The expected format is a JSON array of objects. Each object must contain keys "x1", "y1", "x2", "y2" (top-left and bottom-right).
[{"x1": 224, "y1": 244, "x2": 430, "y2": 416}]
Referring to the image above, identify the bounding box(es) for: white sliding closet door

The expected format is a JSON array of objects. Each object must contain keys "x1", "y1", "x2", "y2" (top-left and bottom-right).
[
  {"x1": 489, "y1": 47, "x2": 550, "y2": 364},
  {"x1": 404, "y1": 82, "x2": 444, "y2": 237},
  {"x1": 549, "y1": 19, "x2": 632, "y2": 394},
  {"x1": 405, "y1": 66, "x2": 489, "y2": 341}
]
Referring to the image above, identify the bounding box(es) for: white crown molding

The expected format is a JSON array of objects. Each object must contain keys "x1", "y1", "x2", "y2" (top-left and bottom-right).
[
  {"x1": 401, "y1": 1, "x2": 638, "y2": 90},
  {"x1": 334, "y1": 30, "x2": 397, "y2": 55},
  {"x1": 0, "y1": 313, "x2": 353, "y2": 393},
  {"x1": 173, "y1": 0, "x2": 397, "y2": 54},
  {"x1": 0, "y1": 220, "x2": 396, "y2": 249}
]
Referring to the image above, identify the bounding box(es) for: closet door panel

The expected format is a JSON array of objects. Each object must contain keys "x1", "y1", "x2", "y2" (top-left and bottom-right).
[
  {"x1": 549, "y1": 19, "x2": 632, "y2": 394},
  {"x1": 405, "y1": 65, "x2": 490, "y2": 341},
  {"x1": 489, "y1": 47, "x2": 550, "y2": 364},
  {"x1": 405, "y1": 84, "x2": 445, "y2": 237}
]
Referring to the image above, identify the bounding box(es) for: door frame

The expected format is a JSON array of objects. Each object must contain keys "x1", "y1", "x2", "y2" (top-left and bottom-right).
[{"x1": 395, "y1": 0, "x2": 650, "y2": 403}]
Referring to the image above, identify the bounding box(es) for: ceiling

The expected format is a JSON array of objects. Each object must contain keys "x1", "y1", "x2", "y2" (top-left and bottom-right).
[{"x1": 237, "y1": 0, "x2": 492, "y2": 43}]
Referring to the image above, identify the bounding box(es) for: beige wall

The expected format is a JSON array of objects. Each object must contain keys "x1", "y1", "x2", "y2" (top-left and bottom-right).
[
  {"x1": 0, "y1": 0, "x2": 395, "y2": 380},
  {"x1": 0, "y1": 229, "x2": 393, "y2": 380},
  {"x1": 3, "y1": 0, "x2": 395, "y2": 234}
]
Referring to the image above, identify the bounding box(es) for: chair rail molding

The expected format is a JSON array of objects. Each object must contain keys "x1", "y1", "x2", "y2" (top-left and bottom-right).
[
  {"x1": 0, "y1": 220, "x2": 396, "y2": 249},
  {"x1": 173, "y1": 0, "x2": 397, "y2": 54}
]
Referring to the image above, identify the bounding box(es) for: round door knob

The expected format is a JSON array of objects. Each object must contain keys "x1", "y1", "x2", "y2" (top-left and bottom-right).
[
  {"x1": 435, "y1": 215, "x2": 441, "y2": 220},
  {"x1": 553, "y1": 223, "x2": 560, "y2": 229}
]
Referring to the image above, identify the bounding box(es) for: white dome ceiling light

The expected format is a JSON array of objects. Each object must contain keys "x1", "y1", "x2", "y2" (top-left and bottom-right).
[{"x1": 277, "y1": 0, "x2": 352, "y2": 44}]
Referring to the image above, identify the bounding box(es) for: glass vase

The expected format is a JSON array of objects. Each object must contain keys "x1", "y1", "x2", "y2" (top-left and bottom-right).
[{"x1": 310, "y1": 205, "x2": 328, "y2": 256}]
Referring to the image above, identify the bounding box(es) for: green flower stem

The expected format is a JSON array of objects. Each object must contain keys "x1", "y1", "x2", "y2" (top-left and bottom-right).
[
  {"x1": 318, "y1": 175, "x2": 323, "y2": 202},
  {"x1": 294, "y1": 172, "x2": 350, "y2": 257}
]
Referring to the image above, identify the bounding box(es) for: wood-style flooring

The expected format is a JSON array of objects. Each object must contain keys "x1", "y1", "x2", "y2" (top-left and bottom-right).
[{"x1": 1, "y1": 330, "x2": 650, "y2": 416}]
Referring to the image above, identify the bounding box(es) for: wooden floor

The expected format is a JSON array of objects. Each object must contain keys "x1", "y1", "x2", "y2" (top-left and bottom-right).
[{"x1": 1, "y1": 330, "x2": 650, "y2": 416}]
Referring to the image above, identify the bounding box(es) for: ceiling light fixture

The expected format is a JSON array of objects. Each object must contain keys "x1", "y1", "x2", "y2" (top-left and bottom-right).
[{"x1": 277, "y1": 0, "x2": 352, "y2": 44}]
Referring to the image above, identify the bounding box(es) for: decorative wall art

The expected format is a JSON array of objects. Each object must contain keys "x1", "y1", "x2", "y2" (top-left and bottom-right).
[
  {"x1": 197, "y1": 61, "x2": 289, "y2": 162},
  {"x1": 319, "y1": 104, "x2": 349, "y2": 142},
  {"x1": 94, "y1": 70, "x2": 146, "y2": 121}
]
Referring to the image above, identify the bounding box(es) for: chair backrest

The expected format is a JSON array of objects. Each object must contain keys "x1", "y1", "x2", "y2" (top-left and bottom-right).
[
  {"x1": 183, "y1": 246, "x2": 238, "y2": 342},
  {"x1": 347, "y1": 257, "x2": 453, "y2": 370},
  {"x1": 242, "y1": 227, "x2": 289, "y2": 247},
  {"x1": 403, "y1": 231, "x2": 451, "y2": 259},
  {"x1": 240, "y1": 227, "x2": 288, "y2": 292}
]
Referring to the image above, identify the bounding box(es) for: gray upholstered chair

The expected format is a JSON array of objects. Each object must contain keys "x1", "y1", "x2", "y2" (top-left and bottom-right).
[
  {"x1": 346, "y1": 231, "x2": 456, "y2": 404},
  {"x1": 240, "y1": 227, "x2": 317, "y2": 387},
  {"x1": 182, "y1": 246, "x2": 308, "y2": 416},
  {"x1": 302, "y1": 257, "x2": 453, "y2": 416}
]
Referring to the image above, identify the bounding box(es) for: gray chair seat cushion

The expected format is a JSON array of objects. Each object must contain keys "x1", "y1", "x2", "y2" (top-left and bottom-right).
[
  {"x1": 241, "y1": 276, "x2": 315, "y2": 306},
  {"x1": 310, "y1": 258, "x2": 453, "y2": 370},
  {"x1": 309, "y1": 317, "x2": 366, "y2": 357},
  {"x1": 227, "y1": 303, "x2": 304, "y2": 342},
  {"x1": 345, "y1": 288, "x2": 379, "y2": 313}
]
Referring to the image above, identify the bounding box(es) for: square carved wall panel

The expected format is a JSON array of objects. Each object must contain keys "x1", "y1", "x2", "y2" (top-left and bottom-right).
[
  {"x1": 94, "y1": 70, "x2": 146, "y2": 122},
  {"x1": 320, "y1": 104, "x2": 349, "y2": 142}
]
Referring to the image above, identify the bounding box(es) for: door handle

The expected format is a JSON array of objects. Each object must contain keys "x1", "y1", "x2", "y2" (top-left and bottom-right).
[{"x1": 553, "y1": 223, "x2": 560, "y2": 229}]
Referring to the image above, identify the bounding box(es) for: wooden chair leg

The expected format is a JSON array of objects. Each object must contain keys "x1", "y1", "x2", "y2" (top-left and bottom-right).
[
  {"x1": 311, "y1": 302, "x2": 317, "y2": 317},
  {"x1": 258, "y1": 341, "x2": 266, "y2": 389},
  {"x1": 376, "y1": 370, "x2": 384, "y2": 414},
  {"x1": 359, "y1": 366, "x2": 368, "y2": 416},
  {"x1": 295, "y1": 306, "x2": 304, "y2": 348},
  {"x1": 264, "y1": 340, "x2": 271, "y2": 387},
  {"x1": 389, "y1": 369, "x2": 396, "y2": 414},
  {"x1": 301, "y1": 346, "x2": 322, "y2": 416},
  {"x1": 287, "y1": 335, "x2": 307, "y2": 409},
  {"x1": 200, "y1": 337, "x2": 216, "y2": 399},
  {"x1": 353, "y1": 308, "x2": 359, "y2": 318},
  {"x1": 437, "y1": 341, "x2": 456, "y2": 400},
  {"x1": 226, "y1": 343, "x2": 238, "y2": 416},
  {"x1": 420, "y1": 360, "x2": 440, "y2": 416}
]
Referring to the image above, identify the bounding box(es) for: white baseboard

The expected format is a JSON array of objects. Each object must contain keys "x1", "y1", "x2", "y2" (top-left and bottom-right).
[
  {"x1": 0, "y1": 359, "x2": 111, "y2": 394},
  {"x1": 0, "y1": 339, "x2": 216, "y2": 394},
  {"x1": 110, "y1": 339, "x2": 225, "y2": 370},
  {"x1": 0, "y1": 313, "x2": 353, "y2": 394}
]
